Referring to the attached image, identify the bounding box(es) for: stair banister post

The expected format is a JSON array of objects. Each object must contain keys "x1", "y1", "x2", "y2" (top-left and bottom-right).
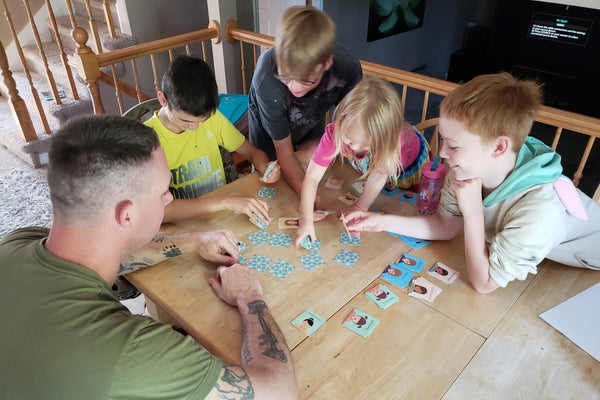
[
  {"x1": 71, "y1": 27, "x2": 105, "y2": 114},
  {"x1": 0, "y1": 40, "x2": 37, "y2": 142}
]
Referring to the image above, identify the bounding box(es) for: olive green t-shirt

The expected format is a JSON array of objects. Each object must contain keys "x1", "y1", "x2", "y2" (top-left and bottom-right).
[{"x1": 0, "y1": 228, "x2": 222, "y2": 400}]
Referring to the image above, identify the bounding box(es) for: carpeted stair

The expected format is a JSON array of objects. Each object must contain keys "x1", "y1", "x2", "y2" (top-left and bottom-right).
[{"x1": 0, "y1": 0, "x2": 137, "y2": 168}]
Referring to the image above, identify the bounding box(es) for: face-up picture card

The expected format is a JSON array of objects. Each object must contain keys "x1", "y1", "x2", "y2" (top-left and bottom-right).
[
  {"x1": 396, "y1": 253, "x2": 426, "y2": 273},
  {"x1": 338, "y1": 192, "x2": 358, "y2": 205},
  {"x1": 268, "y1": 232, "x2": 293, "y2": 247},
  {"x1": 365, "y1": 283, "x2": 399, "y2": 309},
  {"x1": 408, "y1": 277, "x2": 442, "y2": 302},
  {"x1": 325, "y1": 176, "x2": 345, "y2": 189},
  {"x1": 427, "y1": 262, "x2": 459, "y2": 284},
  {"x1": 258, "y1": 187, "x2": 277, "y2": 198},
  {"x1": 381, "y1": 263, "x2": 413, "y2": 288},
  {"x1": 278, "y1": 217, "x2": 300, "y2": 229},
  {"x1": 247, "y1": 254, "x2": 272, "y2": 272},
  {"x1": 299, "y1": 236, "x2": 322, "y2": 253},
  {"x1": 298, "y1": 252, "x2": 327, "y2": 271},
  {"x1": 381, "y1": 184, "x2": 399, "y2": 197},
  {"x1": 399, "y1": 235, "x2": 430, "y2": 250},
  {"x1": 398, "y1": 190, "x2": 417, "y2": 204},
  {"x1": 343, "y1": 309, "x2": 379, "y2": 338},
  {"x1": 352, "y1": 181, "x2": 366, "y2": 194},
  {"x1": 291, "y1": 309, "x2": 326, "y2": 336},
  {"x1": 247, "y1": 230, "x2": 271, "y2": 246},
  {"x1": 333, "y1": 249, "x2": 360, "y2": 268},
  {"x1": 267, "y1": 259, "x2": 296, "y2": 279}
]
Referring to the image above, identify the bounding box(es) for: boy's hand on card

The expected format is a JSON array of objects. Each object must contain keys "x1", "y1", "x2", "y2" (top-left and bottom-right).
[
  {"x1": 227, "y1": 196, "x2": 271, "y2": 225},
  {"x1": 450, "y1": 177, "x2": 483, "y2": 215},
  {"x1": 259, "y1": 160, "x2": 280, "y2": 183}
]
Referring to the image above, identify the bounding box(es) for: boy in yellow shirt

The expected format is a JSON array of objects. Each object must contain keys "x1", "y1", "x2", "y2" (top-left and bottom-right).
[{"x1": 146, "y1": 55, "x2": 280, "y2": 223}]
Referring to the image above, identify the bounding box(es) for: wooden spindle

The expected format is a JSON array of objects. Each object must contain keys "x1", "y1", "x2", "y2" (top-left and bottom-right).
[
  {"x1": 131, "y1": 58, "x2": 144, "y2": 102},
  {"x1": 150, "y1": 53, "x2": 160, "y2": 94},
  {"x1": 168, "y1": 49, "x2": 174, "y2": 61},
  {"x1": 44, "y1": 0, "x2": 79, "y2": 100},
  {"x1": 1, "y1": 0, "x2": 50, "y2": 133},
  {"x1": 421, "y1": 91, "x2": 430, "y2": 122},
  {"x1": 103, "y1": 0, "x2": 116, "y2": 38},
  {"x1": 23, "y1": 0, "x2": 61, "y2": 105},
  {"x1": 64, "y1": 0, "x2": 77, "y2": 30},
  {"x1": 83, "y1": 0, "x2": 103, "y2": 54},
  {"x1": 572, "y1": 136, "x2": 595, "y2": 187},
  {"x1": 551, "y1": 127, "x2": 563, "y2": 150},
  {"x1": 0, "y1": 40, "x2": 37, "y2": 142},
  {"x1": 110, "y1": 64, "x2": 124, "y2": 114},
  {"x1": 239, "y1": 42, "x2": 247, "y2": 94}
]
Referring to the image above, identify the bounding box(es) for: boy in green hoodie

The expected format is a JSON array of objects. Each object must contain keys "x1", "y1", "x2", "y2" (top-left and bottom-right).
[{"x1": 346, "y1": 72, "x2": 600, "y2": 294}]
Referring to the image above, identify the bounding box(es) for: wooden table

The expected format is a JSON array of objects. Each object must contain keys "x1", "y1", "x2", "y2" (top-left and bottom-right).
[{"x1": 127, "y1": 163, "x2": 600, "y2": 399}]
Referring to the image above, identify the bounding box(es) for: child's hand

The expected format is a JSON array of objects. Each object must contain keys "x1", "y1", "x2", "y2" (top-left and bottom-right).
[
  {"x1": 450, "y1": 177, "x2": 483, "y2": 215},
  {"x1": 344, "y1": 210, "x2": 383, "y2": 235},
  {"x1": 259, "y1": 161, "x2": 280, "y2": 183},
  {"x1": 226, "y1": 196, "x2": 271, "y2": 225},
  {"x1": 294, "y1": 218, "x2": 316, "y2": 248}
]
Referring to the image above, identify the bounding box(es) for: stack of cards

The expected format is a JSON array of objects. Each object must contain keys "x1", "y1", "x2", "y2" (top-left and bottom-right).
[
  {"x1": 427, "y1": 262, "x2": 459, "y2": 284},
  {"x1": 408, "y1": 277, "x2": 442, "y2": 302},
  {"x1": 381, "y1": 263, "x2": 413, "y2": 287},
  {"x1": 395, "y1": 253, "x2": 426, "y2": 273}
]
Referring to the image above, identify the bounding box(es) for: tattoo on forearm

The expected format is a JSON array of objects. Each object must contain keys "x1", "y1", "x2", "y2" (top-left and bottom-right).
[
  {"x1": 152, "y1": 234, "x2": 165, "y2": 243},
  {"x1": 118, "y1": 262, "x2": 151, "y2": 275},
  {"x1": 215, "y1": 364, "x2": 254, "y2": 399},
  {"x1": 162, "y1": 244, "x2": 182, "y2": 258},
  {"x1": 242, "y1": 330, "x2": 253, "y2": 364},
  {"x1": 247, "y1": 300, "x2": 287, "y2": 363}
]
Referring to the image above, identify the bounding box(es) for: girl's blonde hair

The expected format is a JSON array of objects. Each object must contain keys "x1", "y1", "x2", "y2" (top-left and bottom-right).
[{"x1": 334, "y1": 76, "x2": 404, "y2": 183}]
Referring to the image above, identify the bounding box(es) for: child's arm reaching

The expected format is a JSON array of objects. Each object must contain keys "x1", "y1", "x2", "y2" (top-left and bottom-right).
[
  {"x1": 294, "y1": 160, "x2": 328, "y2": 247},
  {"x1": 234, "y1": 141, "x2": 281, "y2": 183},
  {"x1": 352, "y1": 170, "x2": 388, "y2": 211},
  {"x1": 163, "y1": 196, "x2": 271, "y2": 225}
]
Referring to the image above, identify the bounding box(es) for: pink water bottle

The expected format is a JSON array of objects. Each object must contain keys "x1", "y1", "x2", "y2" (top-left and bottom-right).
[{"x1": 415, "y1": 156, "x2": 446, "y2": 215}]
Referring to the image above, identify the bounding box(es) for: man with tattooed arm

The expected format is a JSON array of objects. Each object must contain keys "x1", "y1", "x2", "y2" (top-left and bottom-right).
[{"x1": 0, "y1": 115, "x2": 297, "y2": 400}]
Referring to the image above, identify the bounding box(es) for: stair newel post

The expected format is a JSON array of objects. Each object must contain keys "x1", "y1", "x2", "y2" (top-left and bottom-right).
[
  {"x1": 0, "y1": 40, "x2": 37, "y2": 142},
  {"x1": 72, "y1": 27, "x2": 105, "y2": 114},
  {"x1": 1, "y1": 0, "x2": 51, "y2": 134},
  {"x1": 22, "y1": 0, "x2": 61, "y2": 105},
  {"x1": 44, "y1": 0, "x2": 79, "y2": 100}
]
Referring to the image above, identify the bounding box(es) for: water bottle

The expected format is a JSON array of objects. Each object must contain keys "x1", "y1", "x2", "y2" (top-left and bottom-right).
[{"x1": 415, "y1": 156, "x2": 446, "y2": 215}]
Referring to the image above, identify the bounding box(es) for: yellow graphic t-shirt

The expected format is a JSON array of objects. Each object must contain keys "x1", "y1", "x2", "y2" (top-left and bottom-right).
[{"x1": 145, "y1": 110, "x2": 245, "y2": 199}]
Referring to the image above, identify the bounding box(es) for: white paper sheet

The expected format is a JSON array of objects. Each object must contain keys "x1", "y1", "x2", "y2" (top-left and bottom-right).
[{"x1": 539, "y1": 282, "x2": 600, "y2": 362}]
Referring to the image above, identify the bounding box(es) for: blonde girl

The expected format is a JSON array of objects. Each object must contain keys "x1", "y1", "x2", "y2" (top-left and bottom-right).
[{"x1": 294, "y1": 76, "x2": 430, "y2": 246}]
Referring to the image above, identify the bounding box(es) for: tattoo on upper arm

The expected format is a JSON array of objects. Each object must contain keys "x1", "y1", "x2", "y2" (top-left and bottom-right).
[
  {"x1": 247, "y1": 300, "x2": 287, "y2": 363},
  {"x1": 214, "y1": 364, "x2": 254, "y2": 399}
]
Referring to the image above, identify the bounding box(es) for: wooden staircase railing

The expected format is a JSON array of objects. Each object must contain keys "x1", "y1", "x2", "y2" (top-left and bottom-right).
[{"x1": 0, "y1": 0, "x2": 121, "y2": 143}]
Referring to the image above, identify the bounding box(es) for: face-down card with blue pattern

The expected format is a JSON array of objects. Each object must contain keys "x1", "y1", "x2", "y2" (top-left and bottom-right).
[
  {"x1": 247, "y1": 230, "x2": 271, "y2": 246},
  {"x1": 340, "y1": 231, "x2": 361, "y2": 245},
  {"x1": 333, "y1": 249, "x2": 360, "y2": 268},
  {"x1": 267, "y1": 259, "x2": 296, "y2": 279},
  {"x1": 298, "y1": 253, "x2": 326, "y2": 271},
  {"x1": 246, "y1": 254, "x2": 272, "y2": 272},
  {"x1": 249, "y1": 214, "x2": 272, "y2": 230},
  {"x1": 258, "y1": 187, "x2": 277, "y2": 198},
  {"x1": 381, "y1": 263, "x2": 413, "y2": 288},
  {"x1": 396, "y1": 253, "x2": 426, "y2": 273},
  {"x1": 299, "y1": 236, "x2": 322, "y2": 252},
  {"x1": 268, "y1": 232, "x2": 293, "y2": 247}
]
